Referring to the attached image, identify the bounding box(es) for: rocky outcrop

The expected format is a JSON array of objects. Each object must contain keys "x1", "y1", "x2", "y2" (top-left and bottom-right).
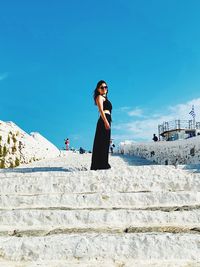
[{"x1": 0, "y1": 120, "x2": 60, "y2": 168}]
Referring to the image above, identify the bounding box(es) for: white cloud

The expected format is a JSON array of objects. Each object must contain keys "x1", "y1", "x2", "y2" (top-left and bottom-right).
[
  {"x1": 114, "y1": 107, "x2": 145, "y2": 117},
  {"x1": 119, "y1": 106, "x2": 130, "y2": 111},
  {"x1": 0, "y1": 73, "x2": 8, "y2": 81},
  {"x1": 112, "y1": 133, "x2": 141, "y2": 142},
  {"x1": 114, "y1": 106, "x2": 131, "y2": 113},
  {"x1": 113, "y1": 98, "x2": 200, "y2": 142},
  {"x1": 127, "y1": 108, "x2": 144, "y2": 117},
  {"x1": 168, "y1": 98, "x2": 200, "y2": 119}
]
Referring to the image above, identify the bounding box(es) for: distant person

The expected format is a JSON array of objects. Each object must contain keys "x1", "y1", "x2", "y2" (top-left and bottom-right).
[
  {"x1": 64, "y1": 138, "x2": 70, "y2": 150},
  {"x1": 91, "y1": 80, "x2": 112, "y2": 170},
  {"x1": 110, "y1": 140, "x2": 115, "y2": 154},
  {"x1": 110, "y1": 144, "x2": 116, "y2": 154},
  {"x1": 152, "y1": 134, "x2": 158, "y2": 142},
  {"x1": 79, "y1": 147, "x2": 86, "y2": 154}
]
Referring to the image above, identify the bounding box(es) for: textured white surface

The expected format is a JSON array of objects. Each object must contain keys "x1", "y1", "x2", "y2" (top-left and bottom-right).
[
  {"x1": 0, "y1": 260, "x2": 199, "y2": 267},
  {"x1": 0, "y1": 120, "x2": 60, "y2": 167},
  {"x1": 0, "y1": 233, "x2": 200, "y2": 261},
  {"x1": 119, "y1": 136, "x2": 200, "y2": 165},
  {"x1": 0, "y1": 209, "x2": 200, "y2": 228},
  {"x1": 0, "y1": 152, "x2": 199, "y2": 266}
]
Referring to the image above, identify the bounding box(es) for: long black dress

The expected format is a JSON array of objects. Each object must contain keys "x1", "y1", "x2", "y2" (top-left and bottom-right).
[{"x1": 91, "y1": 97, "x2": 112, "y2": 170}]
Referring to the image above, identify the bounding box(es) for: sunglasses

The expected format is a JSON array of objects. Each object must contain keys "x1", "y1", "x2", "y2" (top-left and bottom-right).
[{"x1": 100, "y1": 85, "x2": 108, "y2": 89}]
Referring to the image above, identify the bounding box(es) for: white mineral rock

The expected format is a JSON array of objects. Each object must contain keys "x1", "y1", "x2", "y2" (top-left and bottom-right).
[{"x1": 0, "y1": 120, "x2": 60, "y2": 168}]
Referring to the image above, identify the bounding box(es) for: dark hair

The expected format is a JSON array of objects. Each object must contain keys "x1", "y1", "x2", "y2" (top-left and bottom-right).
[{"x1": 93, "y1": 80, "x2": 108, "y2": 105}]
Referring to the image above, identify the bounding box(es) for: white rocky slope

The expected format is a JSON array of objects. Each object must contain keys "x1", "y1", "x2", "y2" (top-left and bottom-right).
[
  {"x1": 0, "y1": 152, "x2": 200, "y2": 267},
  {"x1": 0, "y1": 120, "x2": 60, "y2": 168},
  {"x1": 119, "y1": 136, "x2": 200, "y2": 165}
]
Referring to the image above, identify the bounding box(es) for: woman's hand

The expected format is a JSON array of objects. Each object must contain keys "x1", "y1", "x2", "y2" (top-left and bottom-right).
[{"x1": 104, "y1": 121, "x2": 110, "y2": 130}]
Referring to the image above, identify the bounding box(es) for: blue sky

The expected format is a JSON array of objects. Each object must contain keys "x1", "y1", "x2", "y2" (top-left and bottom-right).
[{"x1": 1, "y1": 0, "x2": 200, "y2": 150}]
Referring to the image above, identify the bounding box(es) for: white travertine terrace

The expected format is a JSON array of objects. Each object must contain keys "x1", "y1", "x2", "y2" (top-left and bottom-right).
[{"x1": 0, "y1": 150, "x2": 200, "y2": 266}]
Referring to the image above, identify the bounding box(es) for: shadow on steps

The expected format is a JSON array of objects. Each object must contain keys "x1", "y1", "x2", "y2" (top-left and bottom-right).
[
  {"x1": 0, "y1": 167, "x2": 88, "y2": 173},
  {"x1": 112, "y1": 154, "x2": 159, "y2": 166}
]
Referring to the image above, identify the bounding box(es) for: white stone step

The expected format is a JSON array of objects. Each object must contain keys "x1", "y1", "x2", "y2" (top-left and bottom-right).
[
  {"x1": 0, "y1": 191, "x2": 199, "y2": 209},
  {"x1": 0, "y1": 260, "x2": 200, "y2": 267},
  {"x1": 0, "y1": 233, "x2": 199, "y2": 261},
  {"x1": 0, "y1": 209, "x2": 199, "y2": 230},
  {"x1": 0, "y1": 155, "x2": 199, "y2": 265},
  {"x1": 0, "y1": 169, "x2": 199, "y2": 194},
  {"x1": 0, "y1": 164, "x2": 197, "y2": 177}
]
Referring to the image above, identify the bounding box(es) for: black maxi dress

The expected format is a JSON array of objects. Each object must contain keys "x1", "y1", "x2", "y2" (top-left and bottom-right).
[{"x1": 90, "y1": 97, "x2": 112, "y2": 170}]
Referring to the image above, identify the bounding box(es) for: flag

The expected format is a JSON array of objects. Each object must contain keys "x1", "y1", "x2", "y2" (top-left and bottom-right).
[{"x1": 189, "y1": 105, "x2": 195, "y2": 119}]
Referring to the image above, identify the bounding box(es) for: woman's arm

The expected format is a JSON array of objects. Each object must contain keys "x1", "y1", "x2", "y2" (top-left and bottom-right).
[{"x1": 96, "y1": 95, "x2": 110, "y2": 130}]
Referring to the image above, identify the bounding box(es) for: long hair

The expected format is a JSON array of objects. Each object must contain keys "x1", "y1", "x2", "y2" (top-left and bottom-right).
[{"x1": 93, "y1": 80, "x2": 108, "y2": 105}]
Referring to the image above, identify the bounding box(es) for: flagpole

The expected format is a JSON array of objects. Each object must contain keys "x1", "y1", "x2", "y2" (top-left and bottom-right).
[
  {"x1": 189, "y1": 105, "x2": 196, "y2": 129},
  {"x1": 192, "y1": 105, "x2": 196, "y2": 129}
]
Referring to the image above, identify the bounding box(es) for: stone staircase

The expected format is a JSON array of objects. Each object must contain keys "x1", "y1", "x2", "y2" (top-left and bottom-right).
[{"x1": 0, "y1": 154, "x2": 200, "y2": 266}]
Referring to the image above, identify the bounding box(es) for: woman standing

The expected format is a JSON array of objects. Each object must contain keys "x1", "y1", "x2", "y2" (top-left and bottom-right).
[{"x1": 91, "y1": 80, "x2": 112, "y2": 170}]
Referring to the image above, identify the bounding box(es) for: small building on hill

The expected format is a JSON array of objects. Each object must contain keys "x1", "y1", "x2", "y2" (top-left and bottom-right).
[{"x1": 158, "y1": 120, "x2": 200, "y2": 141}]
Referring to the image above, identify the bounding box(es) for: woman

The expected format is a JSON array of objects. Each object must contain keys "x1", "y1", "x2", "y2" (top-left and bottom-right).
[{"x1": 91, "y1": 80, "x2": 112, "y2": 170}]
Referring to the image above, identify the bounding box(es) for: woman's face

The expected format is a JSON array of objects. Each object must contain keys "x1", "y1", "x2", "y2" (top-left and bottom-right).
[{"x1": 98, "y1": 83, "x2": 108, "y2": 95}]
